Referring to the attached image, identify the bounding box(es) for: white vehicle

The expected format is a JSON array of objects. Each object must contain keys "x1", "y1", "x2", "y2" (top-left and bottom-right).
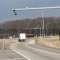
[{"x1": 19, "y1": 33, "x2": 26, "y2": 42}]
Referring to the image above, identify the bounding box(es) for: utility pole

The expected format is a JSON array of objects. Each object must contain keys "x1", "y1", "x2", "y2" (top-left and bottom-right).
[{"x1": 41, "y1": 11, "x2": 45, "y2": 37}]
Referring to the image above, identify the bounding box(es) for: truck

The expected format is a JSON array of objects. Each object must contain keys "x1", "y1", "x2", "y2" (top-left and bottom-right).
[{"x1": 18, "y1": 33, "x2": 26, "y2": 42}]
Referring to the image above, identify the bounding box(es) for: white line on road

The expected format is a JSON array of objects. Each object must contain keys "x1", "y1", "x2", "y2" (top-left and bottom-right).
[{"x1": 10, "y1": 47, "x2": 31, "y2": 60}]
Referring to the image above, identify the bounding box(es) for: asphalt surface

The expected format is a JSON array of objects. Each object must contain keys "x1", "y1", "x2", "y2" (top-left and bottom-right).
[
  {"x1": 0, "y1": 49, "x2": 27, "y2": 60},
  {"x1": 29, "y1": 44, "x2": 60, "y2": 53},
  {"x1": 12, "y1": 42, "x2": 60, "y2": 60},
  {"x1": 0, "y1": 38, "x2": 60, "y2": 60}
]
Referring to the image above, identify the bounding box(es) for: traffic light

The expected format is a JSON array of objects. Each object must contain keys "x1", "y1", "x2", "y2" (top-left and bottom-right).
[{"x1": 13, "y1": 9, "x2": 17, "y2": 15}]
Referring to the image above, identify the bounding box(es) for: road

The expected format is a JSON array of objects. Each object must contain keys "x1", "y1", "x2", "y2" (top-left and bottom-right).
[
  {"x1": 11, "y1": 42, "x2": 60, "y2": 60},
  {"x1": 0, "y1": 39, "x2": 27, "y2": 60},
  {"x1": 0, "y1": 49, "x2": 27, "y2": 60},
  {"x1": 29, "y1": 44, "x2": 60, "y2": 53},
  {"x1": 0, "y1": 38, "x2": 60, "y2": 60}
]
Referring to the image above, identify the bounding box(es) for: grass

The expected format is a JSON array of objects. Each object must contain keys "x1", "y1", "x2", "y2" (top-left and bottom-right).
[{"x1": 34, "y1": 36, "x2": 60, "y2": 48}]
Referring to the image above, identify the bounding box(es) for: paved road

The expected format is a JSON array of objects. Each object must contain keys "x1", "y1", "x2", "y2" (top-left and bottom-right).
[
  {"x1": 29, "y1": 44, "x2": 60, "y2": 53},
  {"x1": 12, "y1": 42, "x2": 60, "y2": 60},
  {"x1": 0, "y1": 49, "x2": 27, "y2": 60}
]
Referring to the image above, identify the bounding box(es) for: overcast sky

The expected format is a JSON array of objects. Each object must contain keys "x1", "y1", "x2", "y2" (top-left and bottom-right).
[{"x1": 0, "y1": 0, "x2": 60, "y2": 22}]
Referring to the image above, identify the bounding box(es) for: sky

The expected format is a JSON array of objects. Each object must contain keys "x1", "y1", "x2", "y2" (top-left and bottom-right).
[{"x1": 0, "y1": 0, "x2": 60, "y2": 22}]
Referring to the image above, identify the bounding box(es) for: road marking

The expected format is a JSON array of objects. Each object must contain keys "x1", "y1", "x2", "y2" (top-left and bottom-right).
[{"x1": 10, "y1": 46, "x2": 31, "y2": 60}]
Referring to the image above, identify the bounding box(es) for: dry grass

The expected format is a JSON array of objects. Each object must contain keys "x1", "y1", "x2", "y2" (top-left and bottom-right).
[{"x1": 34, "y1": 36, "x2": 60, "y2": 48}]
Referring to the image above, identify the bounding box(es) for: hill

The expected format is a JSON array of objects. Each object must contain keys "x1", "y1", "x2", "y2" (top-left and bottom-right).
[{"x1": 0, "y1": 17, "x2": 60, "y2": 35}]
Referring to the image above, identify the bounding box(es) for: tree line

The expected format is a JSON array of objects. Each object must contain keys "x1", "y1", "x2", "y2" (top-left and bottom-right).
[{"x1": 0, "y1": 17, "x2": 60, "y2": 35}]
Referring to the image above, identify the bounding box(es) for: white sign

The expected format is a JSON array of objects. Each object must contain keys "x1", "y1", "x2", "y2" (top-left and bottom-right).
[{"x1": 19, "y1": 33, "x2": 26, "y2": 40}]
